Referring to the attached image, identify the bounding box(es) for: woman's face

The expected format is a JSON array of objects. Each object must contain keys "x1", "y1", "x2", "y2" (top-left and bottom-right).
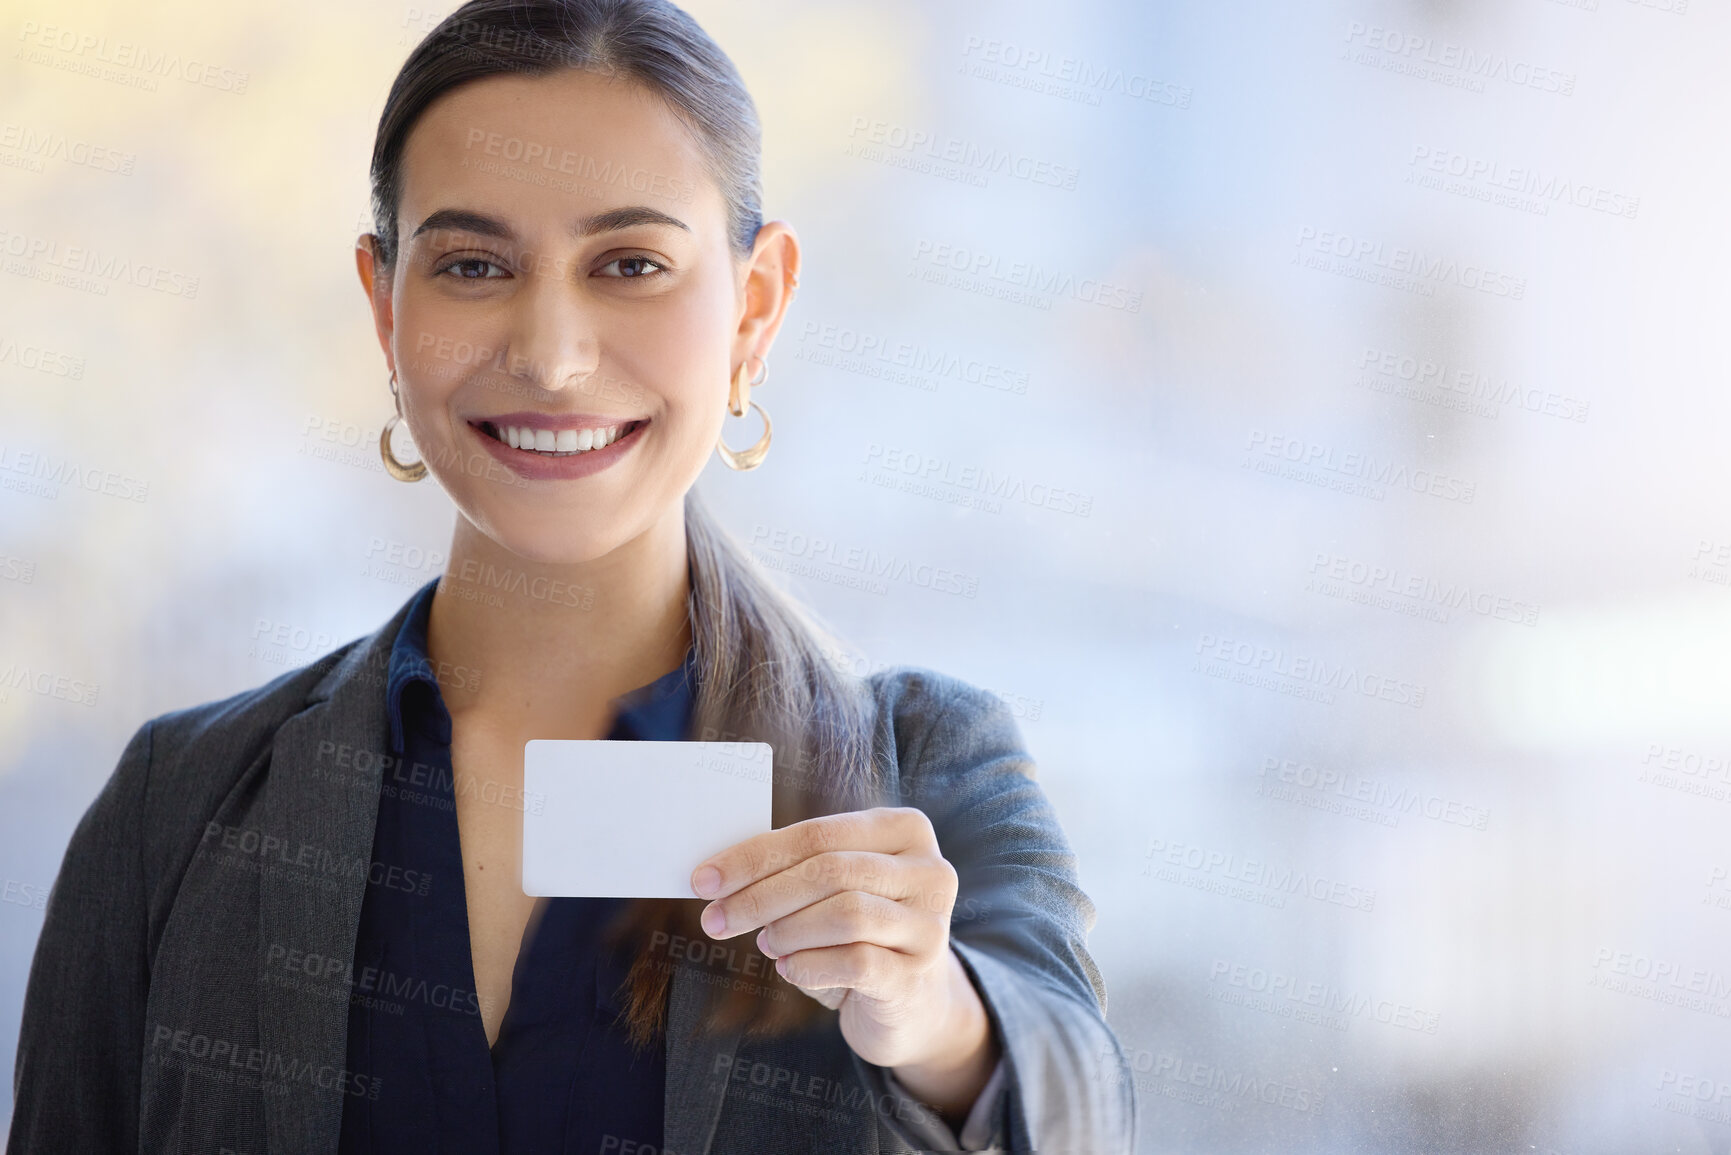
[{"x1": 359, "y1": 67, "x2": 791, "y2": 565}]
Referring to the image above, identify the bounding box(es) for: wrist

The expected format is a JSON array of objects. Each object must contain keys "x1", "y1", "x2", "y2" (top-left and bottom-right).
[{"x1": 890, "y1": 949, "x2": 1000, "y2": 1120}]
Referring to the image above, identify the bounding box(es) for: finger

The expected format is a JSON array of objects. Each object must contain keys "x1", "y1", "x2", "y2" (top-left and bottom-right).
[
  {"x1": 775, "y1": 941, "x2": 907, "y2": 1001},
  {"x1": 755, "y1": 890, "x2": 929, "y2": 959},
  {"x1": 701, "y1": 850, "x2": 947, "y2": 939},
  {"x1": 690, "y1": 806, "x2": 935, "y2": 901},
  {"x1": 698, "y1": 850, "x2": 897, "y2": 939},
  {"x1": 788, "y1": 981, "x2": 847, "y2": 1011}
]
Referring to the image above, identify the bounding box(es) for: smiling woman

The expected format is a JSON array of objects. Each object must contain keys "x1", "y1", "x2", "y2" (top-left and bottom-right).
[{"x1": 6, "y1": 2, "x2": 1134, "y2": 1154}]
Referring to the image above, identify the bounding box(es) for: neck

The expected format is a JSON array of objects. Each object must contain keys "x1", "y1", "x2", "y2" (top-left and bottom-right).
[{"x1": 424, "y1": 504, "x2": 693, "y2": 739}]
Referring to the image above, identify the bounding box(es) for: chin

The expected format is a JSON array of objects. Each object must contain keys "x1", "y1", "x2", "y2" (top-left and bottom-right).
[{"x1": 440, "y1": 493, "x2": 621, "y2": 563}]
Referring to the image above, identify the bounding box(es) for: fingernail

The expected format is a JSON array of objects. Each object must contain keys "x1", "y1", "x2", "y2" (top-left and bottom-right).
[
  {"x1": 774, "y1": 956, "x2": 787, "y2": 977},
  {"x1": 755, "y1": 929, "x2": 774, "y2": 958},
  {"x1": 701, "y1": 903, "x2": 727, "y2": 937},
  {"x1": 692, "y1": 865, "x2": 722, "y2": 898}
]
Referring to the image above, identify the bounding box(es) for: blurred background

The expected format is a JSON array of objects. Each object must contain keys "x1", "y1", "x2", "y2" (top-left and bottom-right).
[{"x1": 3, "y1": 0, "x2": 1728, "y2": 1150}]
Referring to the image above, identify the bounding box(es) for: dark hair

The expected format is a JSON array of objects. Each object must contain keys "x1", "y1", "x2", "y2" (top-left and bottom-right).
[
  {"x1": 369, "y1": 0, "x2": 764, "y2": 266},
  {"x1": 368, "y1": 0, "x2": 884, "y2": 1047}
]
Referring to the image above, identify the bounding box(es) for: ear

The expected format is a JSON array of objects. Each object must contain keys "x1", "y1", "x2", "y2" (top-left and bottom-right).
[
  {"x1": 733, "y1": 221, "x2": 801, "y2": 364},
  {"x1": 355, "y1": 234, "x2": 396, "y2": 373}
]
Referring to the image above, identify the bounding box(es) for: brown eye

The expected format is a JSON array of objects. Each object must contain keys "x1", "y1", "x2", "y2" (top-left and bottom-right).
[
  {"x1": 439, "y1": 258, "x2": 507, "y2": 280},
  {"x1": 597, "y1": 256, "x2": 666, "y2": 279}
]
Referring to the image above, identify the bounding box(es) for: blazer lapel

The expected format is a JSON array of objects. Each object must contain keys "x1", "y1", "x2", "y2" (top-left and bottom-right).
[
  {"x1": 256, "y1": 609, "x2": 405, "y2": 1154},
  {"x1": 664, "y1": 963, "x2": 746, "y2": 1155}
]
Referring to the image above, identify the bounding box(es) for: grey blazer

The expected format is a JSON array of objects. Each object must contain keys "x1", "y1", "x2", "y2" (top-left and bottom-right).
[{"x1": 8, "y1": 591, "x2": 1135, "y2": 1154}]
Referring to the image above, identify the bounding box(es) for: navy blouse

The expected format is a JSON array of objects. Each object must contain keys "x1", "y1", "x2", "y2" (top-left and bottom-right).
[{"x1": 337, "y1": 577, "x2": 695, "y2": 1154}]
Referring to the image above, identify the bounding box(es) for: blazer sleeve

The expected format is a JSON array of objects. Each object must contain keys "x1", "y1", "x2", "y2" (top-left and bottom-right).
[
  {"x1": 881, "y1": 1057, "x2": 1009, "y2": 1150},
  {"x1": 8, "y1": 719, "x2": 155, "y2": 1155},
  {"x1": 851, "y1": 671, "x2": 1137, "y2": 1154}
]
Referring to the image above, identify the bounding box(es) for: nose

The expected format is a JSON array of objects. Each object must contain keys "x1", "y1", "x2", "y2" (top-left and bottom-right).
[{"x1": 501, "y1": 252, "x2": 600, "y2": 394}]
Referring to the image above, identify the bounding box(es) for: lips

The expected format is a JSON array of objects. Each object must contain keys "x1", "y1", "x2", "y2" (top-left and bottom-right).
[{"x1": 465, "y1": 413, "x2": 649, "y2": 481}]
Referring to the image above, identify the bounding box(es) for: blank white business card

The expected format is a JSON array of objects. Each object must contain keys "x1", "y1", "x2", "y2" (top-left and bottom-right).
[{"x1": 522, "y1": 739, "x2": 774, "y2": 898}]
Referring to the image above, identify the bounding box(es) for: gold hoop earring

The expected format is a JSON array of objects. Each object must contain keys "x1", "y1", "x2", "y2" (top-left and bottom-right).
[
  {"x1": 380, "y1": 374, "x2": 428, "y2": 482},
  {"x1": 716, "y1": 356, "x2": 772, "y2": 471}
]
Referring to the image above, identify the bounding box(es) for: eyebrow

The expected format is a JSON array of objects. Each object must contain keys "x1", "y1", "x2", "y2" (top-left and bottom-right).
[{"x1": 410, "y1": 205, "x2": 691, "y2": 242}]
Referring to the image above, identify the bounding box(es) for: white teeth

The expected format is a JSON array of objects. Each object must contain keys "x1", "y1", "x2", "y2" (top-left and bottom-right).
[{"x1": 493, "y1": 422, "x2": 629, "y2": 455}]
